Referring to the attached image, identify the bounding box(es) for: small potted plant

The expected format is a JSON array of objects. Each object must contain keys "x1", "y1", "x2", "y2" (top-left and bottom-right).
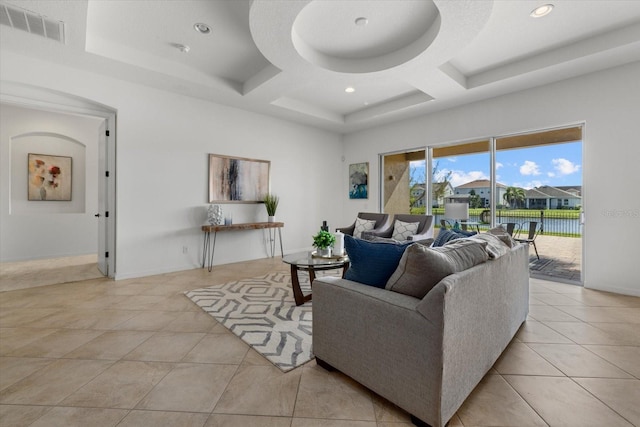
[
  {"x1": 263, "y1": 193, "x2": 279, "y2": 222},
  {"x1": 312, "y1": 230, "x2": 336, "y2": 257}
]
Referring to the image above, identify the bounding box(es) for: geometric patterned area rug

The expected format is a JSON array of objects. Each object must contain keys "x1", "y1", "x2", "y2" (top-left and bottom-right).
[{"x1": 185, "y1": 271, "x2": 320, "y2": 372}]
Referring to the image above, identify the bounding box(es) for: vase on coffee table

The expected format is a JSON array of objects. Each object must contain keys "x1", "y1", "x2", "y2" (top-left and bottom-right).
[{"x1": 316, "y1": 247, "x2": 332, "y2": 257}]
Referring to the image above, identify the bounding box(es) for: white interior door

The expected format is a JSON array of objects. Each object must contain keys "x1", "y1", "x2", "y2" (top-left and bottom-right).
[{"x1": 97, "y1": 119, "x2": 108, "y2": 275}]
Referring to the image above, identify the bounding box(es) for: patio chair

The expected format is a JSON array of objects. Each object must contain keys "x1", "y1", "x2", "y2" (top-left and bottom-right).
[
  {"x1": 514, "y1": 221, "x2": 540, "y2": 259},
  {"x1": 362, "y1": 214, "x2": 434, "y2": 241},
  {"x1": 500, "y1": 222, "x2": 520, "y2": 237},
  {"x1": 440, "y1": 219, "x2": 452, "y2": 229},
  {"x1": 336, "y1": 212, "x2": 390, "y2": 238}
]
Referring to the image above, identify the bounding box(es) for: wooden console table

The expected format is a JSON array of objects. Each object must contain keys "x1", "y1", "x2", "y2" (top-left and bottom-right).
[{"x1": 201, "y1": 222, "x2": 284, "y2": 272}]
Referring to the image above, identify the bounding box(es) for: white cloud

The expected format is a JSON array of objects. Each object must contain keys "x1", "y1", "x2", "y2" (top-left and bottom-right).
[
  {"x1": 548, "y1": 172, "x2": 556, "y2": 177},
  {"x1": 513, "y1": 180, "x2": 544, "y2": 190},
  {"x1": 520, "y1": 160, "x2": 541, "y2": 176},
  {"x1": 447, "y1": 170, "x2": 489, "y2": 188},
  {"x1": 496, "y1": 162, "x2": 503, "y2": 169},
  {"x1": 552, "y1": 158, "x2": 580, "y2": 175}
]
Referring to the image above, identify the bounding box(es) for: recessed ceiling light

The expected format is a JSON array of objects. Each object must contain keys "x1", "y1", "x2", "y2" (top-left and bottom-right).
[
  {"x1": 194, "y1": 23, "x2": 211, "y2": 34},
  {"x1": 530, "y1": 4, "x2": 554, "y2": 18},
  {"x1": 355, "y1": 17, "x2": 368, "y2": 26},
  {"x1": 345, "y1": 87, "x2": 355, "y2": 93}
]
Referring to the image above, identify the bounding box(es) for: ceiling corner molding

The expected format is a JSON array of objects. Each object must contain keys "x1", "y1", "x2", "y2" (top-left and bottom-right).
[
  {"x1": 243, "y1": 63, "x2": 282, "y2": 95},
  {"x1": 439, "y1": 62, "x2": 467, "y2": 89},
  {"x1": 468, "y1": 21, "x2": 640, "y2": 89}
]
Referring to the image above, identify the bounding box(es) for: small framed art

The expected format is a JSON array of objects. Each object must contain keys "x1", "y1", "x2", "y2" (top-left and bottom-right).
[
  {"x1": 349, "y1": 162, "x2": 368, "y2": 199},
  {"x1": 28, "y1": 153, "x2": 72, "y2": 201}
]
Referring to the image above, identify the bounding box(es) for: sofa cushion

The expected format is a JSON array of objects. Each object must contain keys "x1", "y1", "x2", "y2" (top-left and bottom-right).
[
  {"x1": 354, "y1": 217, "x2": 376, "y2": 239},
  {"x1": 392, "y1": 219, "x2": 420, "y2": 241},
  {"x1": 344, "y1": 235, "x2": 413, "y2": 288},
  {"x1": 386, "y1": 239, "x2": 489, "y2": 299}
]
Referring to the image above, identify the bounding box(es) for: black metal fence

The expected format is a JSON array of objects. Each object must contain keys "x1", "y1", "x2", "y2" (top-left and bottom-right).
[{"x1": 433, "y1": 209, "x2": 582, "y2": 237}]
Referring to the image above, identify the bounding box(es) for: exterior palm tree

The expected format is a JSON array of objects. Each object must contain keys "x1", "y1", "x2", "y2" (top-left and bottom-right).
[{"x1": 503, "y1": 186, "x2": 526, "y2": 209}]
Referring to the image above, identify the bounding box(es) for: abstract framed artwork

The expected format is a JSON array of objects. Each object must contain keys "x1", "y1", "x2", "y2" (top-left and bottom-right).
[
  {"x1": 349, "y1": 162, "x2": 368, "y2": 199},
  {"x1": 28, "y1": 153, "x2": 72, "y2": 201},
  {"x1": 208, "y1": 154, "x2": 270, "y2": 203}
]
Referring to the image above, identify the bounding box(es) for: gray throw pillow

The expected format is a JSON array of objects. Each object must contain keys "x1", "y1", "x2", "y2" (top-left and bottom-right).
[
  {"x1": 385, "y1": 239, "x2": 489, "y2": 299},
  {"x1": 486, "y1": 226, "x2": 516, "y2": 248},
  {"x1": 467, "y1": 233, "x2": 510, "y2": 259}
]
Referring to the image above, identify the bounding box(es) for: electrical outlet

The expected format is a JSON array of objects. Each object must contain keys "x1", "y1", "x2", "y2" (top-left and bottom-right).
[{"x1": 182, "y1": 246, "x2": 188, "y2": 254}]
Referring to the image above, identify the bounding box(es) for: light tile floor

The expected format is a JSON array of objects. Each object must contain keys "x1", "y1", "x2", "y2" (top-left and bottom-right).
[{"x1": 1, "y1": 257, "x2": 639, "y2": 427}]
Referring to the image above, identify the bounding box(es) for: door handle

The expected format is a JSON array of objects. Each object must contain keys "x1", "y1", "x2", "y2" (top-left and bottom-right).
[{"x1": 95, "y1": 213, "x2": 101, "y2": 217}]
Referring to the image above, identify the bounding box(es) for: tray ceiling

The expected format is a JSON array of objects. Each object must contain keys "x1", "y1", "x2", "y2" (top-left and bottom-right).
[{"x1": 1, "y1": 0, "x2": 639, "y2": 133}]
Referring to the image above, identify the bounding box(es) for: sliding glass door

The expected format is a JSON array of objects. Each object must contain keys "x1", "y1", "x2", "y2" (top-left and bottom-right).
[
  {"x1": 380, "y1": 126, "x2": 583, "y2": 285},
  {"x1": 495, "y1": 127, "x2": 583, "y2": 283},
  {"x1": 420, "y1": 125, "x2": 583, "y2": 284}
]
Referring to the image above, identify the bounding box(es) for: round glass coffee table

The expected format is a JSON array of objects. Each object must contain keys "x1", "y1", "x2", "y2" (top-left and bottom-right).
[{"x1": 282, "y1": 251, "x2": 350, "y2": 306}]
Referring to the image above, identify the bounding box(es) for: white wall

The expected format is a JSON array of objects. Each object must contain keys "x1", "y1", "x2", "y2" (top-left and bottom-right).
[
  {"x1": 343, "y1": 61, "x2": 640, "y2": 297},
  {"x1": 0, "y1": 104, "x2": 102, "y2": 261},
  {"x1": 4, "y1": 50, "x2": 638, "y2": 296},
  {"x1": 1, "y1": 51, "x2": 343, "y2": 278}
]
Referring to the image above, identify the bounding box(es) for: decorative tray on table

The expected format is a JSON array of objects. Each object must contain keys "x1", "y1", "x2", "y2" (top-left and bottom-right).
[{"x1": 311, "y1": 251, "x2": 347, "y2": 260}]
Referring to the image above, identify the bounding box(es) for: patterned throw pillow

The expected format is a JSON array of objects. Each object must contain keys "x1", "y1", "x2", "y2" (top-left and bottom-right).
[
  {"x1": 432, "y1": 228, "x2": 466, "y2": 247},
  {"x1": 354, "y1": 217, "x2": 376, "y2": 239},
  {"x1": 392, "y1": 220, "x2": 420, "y2": 241}
]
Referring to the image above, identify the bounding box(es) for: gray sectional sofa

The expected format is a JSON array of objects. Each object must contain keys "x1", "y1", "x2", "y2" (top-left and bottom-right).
[{"x1": 312, "y1": 237, "x2": 529, "y2": 427}]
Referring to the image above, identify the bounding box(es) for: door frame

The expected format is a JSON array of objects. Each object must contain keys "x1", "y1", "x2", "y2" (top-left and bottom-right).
[{"x1": 0, "y1": 83, "x2": 117, "y2": 278}]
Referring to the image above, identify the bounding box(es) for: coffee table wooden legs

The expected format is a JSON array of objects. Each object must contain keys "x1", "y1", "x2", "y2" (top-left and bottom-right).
[
  {"x1": 289, "y1": 262, "x2": 350, "y2": 306},
  {"x1": 290, "y1": 264, "x2": 312, "y2": 306}
]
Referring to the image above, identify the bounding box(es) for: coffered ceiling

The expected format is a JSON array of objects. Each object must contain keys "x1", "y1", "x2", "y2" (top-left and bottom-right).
[{"x1": 2, "y1": 0, "x2": 640, "y2": 133}]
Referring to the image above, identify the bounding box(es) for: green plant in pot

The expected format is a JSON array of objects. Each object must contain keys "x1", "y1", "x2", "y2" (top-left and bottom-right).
[
  {"x1": 312, "y1": 230, "x2": 336, "y2": 257},
  {"x1": 263, "y1": 193, "x2": 279, "y2": 222}
]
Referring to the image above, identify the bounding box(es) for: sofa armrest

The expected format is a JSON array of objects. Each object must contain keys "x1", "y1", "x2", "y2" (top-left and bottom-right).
[
  {"x1": 313, "y1": 276, "x2": 444, "y2": 425},
  {"x1": 423, "y1": 243, "x2": 529, "y2": 423},
  {"x1": 361, "y1": 228, "x2": 393, "y2": 240},
  {"x1": 336, "y1": 224, "x2": 355, "y2": 236},
  {"x1": 408, "y1": 231, "x2": 434, "y2": 241}
]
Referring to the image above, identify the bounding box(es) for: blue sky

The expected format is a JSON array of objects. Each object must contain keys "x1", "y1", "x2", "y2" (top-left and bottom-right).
[{"x1": 412, "y1": 141, "x2": 582, "y2": 189}]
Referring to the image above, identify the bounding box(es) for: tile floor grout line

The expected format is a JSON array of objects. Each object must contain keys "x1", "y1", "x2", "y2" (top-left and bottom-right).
[
  {"x1": 567, "y1": 376, "x2": 638, "y2": 427},
  {"x1": 579, "y1": 344, "x2": 639, "y2": 380},
  {"x1": 495, "y1": 373, "x2": 552, "y2": 427}
]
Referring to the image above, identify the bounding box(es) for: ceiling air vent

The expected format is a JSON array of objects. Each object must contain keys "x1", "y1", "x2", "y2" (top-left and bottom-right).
[{"x1": 0, "y1": 2, "x2": 64, "y2": 43}]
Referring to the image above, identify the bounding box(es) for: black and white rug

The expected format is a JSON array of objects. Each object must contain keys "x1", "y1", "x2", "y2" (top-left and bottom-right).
[{"x1": 185, "y1": 271, "x2": 323, "y2": 372}]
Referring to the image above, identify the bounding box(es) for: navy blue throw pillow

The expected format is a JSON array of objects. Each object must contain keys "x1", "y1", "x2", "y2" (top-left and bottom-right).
[
  {"x1": 344, "y1": 235, "x2": 412, "y2": 288},
  {"x1": 452, "y1": 228, "x2": 478, "y2": 237},
  {"x1": 433, "y1": 229, "x2": 466, "y2": 247}
]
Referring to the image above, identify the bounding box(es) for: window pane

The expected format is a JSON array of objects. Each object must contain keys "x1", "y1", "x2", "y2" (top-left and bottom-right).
[
  {"x1": 432, "y1": 141, "x2": 490, "y2": 229},
  {"x1": 382, "y1": 150, "x2": 425, "y2": 215}
]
